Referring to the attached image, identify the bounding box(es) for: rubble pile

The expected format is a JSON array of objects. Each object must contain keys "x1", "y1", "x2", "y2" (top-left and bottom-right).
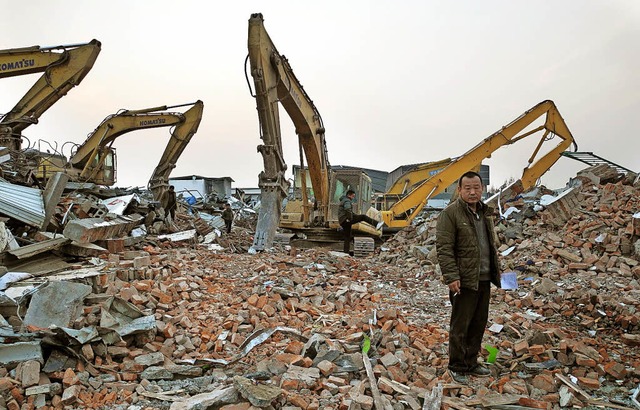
[
  {"x1": 376, "y1": 221, "x2": 438, "y2": 273},
  {"x1": 0, "y1": 165, "x2": 638, "y2": 409}
]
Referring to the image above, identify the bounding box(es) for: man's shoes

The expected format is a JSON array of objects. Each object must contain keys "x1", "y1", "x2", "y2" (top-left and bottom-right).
[
  {"x1": 448, "y1": 369, "x2": 468, "y2": 384},
  {"x1": 375, "y1": 220, "x2": 385, "y2": 230},
  {"x1": 469, "y1": 364, "x2": 491, "y2": 376}
]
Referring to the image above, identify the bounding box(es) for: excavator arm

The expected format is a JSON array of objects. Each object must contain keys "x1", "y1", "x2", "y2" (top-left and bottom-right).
[
  {"x1": 0, "y1": 40, "x2": 101, "y2": 150},
  {"x1": 380, "y1": 158, "x2": 481, "y2": 214},
  {"x1": 386, "y1": 158, "x2": 455, "y2": 195},
  {"x1": 248, "y1": 13, "x2": 331, "y2": 250},
  {"x1": 148, "y1": 100, "x2": 204, "y2": 201},
  {"x1": 380, "y1": 100, "x2": 577, "y2": 228},
  {"x1": 40, "y1": 101, "x2": 203, "y2": 186}
]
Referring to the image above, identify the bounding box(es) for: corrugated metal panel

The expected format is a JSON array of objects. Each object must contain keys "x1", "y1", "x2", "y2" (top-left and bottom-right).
[
  {"x1": 198, "y1": 213, "x2": 226, "y2": 230},
  {"x1": 0, "y1": 181, "x2": 46, "y2": 227}
]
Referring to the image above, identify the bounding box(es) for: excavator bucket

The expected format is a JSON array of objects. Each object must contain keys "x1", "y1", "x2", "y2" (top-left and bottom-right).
[{"x1": 252, "y1": 187, "x2": 286, "y2": 251}]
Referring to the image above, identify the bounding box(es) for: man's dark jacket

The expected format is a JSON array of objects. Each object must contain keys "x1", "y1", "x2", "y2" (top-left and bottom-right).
[
  {"x1": 222, "y1": 208, "x2": 234, "y2": 222},
  {"x1": 436, "y1": 197, "x2": 500, "y2": 290},
  {"x1": 338, "y1": 195, "x2": 353, "y2": 224}
]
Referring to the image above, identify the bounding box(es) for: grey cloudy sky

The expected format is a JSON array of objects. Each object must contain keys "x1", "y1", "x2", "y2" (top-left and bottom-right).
[{"x1": 2, "y1": 1, "x2": 639, "y2": 190}]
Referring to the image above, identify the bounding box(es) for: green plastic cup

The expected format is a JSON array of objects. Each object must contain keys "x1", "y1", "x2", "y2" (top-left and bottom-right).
[{"x1": 485, "y1": 344, "x2": 498, "y2": 364}]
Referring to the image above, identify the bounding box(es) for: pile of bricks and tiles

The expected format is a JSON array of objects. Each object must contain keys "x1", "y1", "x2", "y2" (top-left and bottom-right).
[{"x1": 0, "y1": 164, "x2": 638, "y2": 410}]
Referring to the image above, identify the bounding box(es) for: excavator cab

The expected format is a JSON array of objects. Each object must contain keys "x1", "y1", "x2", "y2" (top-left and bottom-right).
[
  {"x1": 86, "y1": 147, "x2": 116, "y2": 185},
  {"x1": 280, "y1": 166, "x2": 379, "y2": 250},
  {"x1": 328, "y1": 169, "x2": 373, "y2": 227},
  {"x1": 34, "y1": 146, "x2": 117, "y2": 185}
]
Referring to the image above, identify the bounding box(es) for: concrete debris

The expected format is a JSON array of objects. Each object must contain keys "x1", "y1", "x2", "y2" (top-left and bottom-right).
[
  {"x1": 23, "y1": 281, "x2": 92, "y2": 328},
  {"x1": 63, "y1": 214, "x2": 145, "y2": 243},
  {"x1": 0, "y1": 341, "x2": 43, "y2": 366},
  {"x1": 168, "y1": 385, "x2": 238, "y2": 410}
]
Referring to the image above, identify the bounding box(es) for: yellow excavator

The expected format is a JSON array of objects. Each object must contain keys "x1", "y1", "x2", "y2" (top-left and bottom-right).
[
  {"x1": 379, "y1": 159, "x2": 483, "y2": 211},
  {"x1": 0, "y1": 39, "x2": 101, "y2": 151},
  {"x1": 34, "y1": 100, "x2": 204, "y2": 200},
  {"x1": 380, "y1": 100, "x2": 577, "y2": 229},
  {"x1": 247, "y1": 13, "x2": 380, "y2": 251}
]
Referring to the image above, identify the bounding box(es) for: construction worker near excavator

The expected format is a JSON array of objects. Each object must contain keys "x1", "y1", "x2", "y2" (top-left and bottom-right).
[
  {"x1": 161, "y1": 185, "x2": 177, "y2": 221},
  {"x1": 338, "y1": 189, "x2": 382, "y2": 254},
  {"x1": 436, "y1": 171, "x2": 501, "y2": 384},
  {"x1": 221, "y1": 203, "x2": 234, "y2": 234}
]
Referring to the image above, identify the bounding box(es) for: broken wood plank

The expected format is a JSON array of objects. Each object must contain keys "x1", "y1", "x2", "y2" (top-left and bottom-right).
[
  {"x1": 4, "y1": 254, "x2": 71, "y2": 276},
  {"x1": 42, "y1": 172, "x2": 69, "y2": 229},
  {"x1": 555, "y1": 374, "x2": 592, "y2": 402},
  {"x1": 7, "y1": 237, "x2": 70, "y2": 259},
  {"x1": 480, "y1": 394, "x2": 525, "y2": 407},
  {"x1": 362, "y1": 353, "x2": 392, "y2": 410},
  {"x1": 586, "y1": 399, "x2": 636, "y2": 410},
  {"x1": 440, "y1": 396, "x2": 475, "y2": 410}
]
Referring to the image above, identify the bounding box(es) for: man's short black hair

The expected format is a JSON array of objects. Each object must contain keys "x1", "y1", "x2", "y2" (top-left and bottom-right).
[
  {"x1": 346, "y1": 189, "x2": 356, "y2": 196},
  {"x1": 458, "y1": 171, "x2": 483, "y2": 187}
]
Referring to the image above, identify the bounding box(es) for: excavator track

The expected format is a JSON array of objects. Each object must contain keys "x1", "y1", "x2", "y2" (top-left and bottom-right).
[
  {"x1": 353, "y1": 237, "x2": 375, "y2": 258},
  {"x1": 283, "y1": 228, "x2": 378, "y2": 257}
]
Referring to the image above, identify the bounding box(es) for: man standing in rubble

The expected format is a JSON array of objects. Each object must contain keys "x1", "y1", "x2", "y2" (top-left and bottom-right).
[
  {"x1": 161, "y1": 185, "x2": 177, "y2": 221},
  {"x1": 338, "y1": 189, "x2": 382, "y2": 254},
  {"x1": 221, "y1": 203, "x2": 234, "y2": 234},
  {"x1": 436, "y1": 171, "x2": 500, "y2": 384}
]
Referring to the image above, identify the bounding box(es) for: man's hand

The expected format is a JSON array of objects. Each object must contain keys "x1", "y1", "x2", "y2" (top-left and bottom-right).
[{"x1": 448, "y1": 280, "x2": 461, "y2": 295}]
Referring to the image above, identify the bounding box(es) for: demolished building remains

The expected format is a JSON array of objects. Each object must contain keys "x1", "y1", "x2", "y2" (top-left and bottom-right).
[{"x1": 0, "y1": 163, "x2": 638, "y2": 409}]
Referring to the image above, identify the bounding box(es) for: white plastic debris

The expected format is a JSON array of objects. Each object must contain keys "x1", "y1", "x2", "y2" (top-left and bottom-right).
[
  {"x1": 101, "y1": 194, "x2": 140, "y2": 215},
  {"x1": 488, "y1": 323, "x2": 504, "y2": 333},
  {"x1": 0, "y1": 272, "x2": 32, "y2": 291},
  {"x1": 501, "y1": 246, "x2": 516, "y2": 257},
  {"x1": 502, "y1": 207, "x2": 521, "y2": 219},
  {"x1": 539, "y1": 194, "x2": 557, "y2": 206}
]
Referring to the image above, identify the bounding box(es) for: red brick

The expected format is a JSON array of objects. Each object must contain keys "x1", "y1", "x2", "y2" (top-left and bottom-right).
[
  {"x1": 288, "y1": 393, "x2": 309, "y2": 409},
  {"x1": 604, "y1": 362, "x2": 627, "y2": 379},
  {"x1": 284, "y1": 340, "x2": 305, "y2": 355},
  {"x1": 528, "y1": 344, "x2": 546, "y2": 355},
  {"x1": 518, "y1": 397, "x2": 550, "y2": 409},
  {"x1": 575, "y1": 354, "x2": 596, "y2": 367},
  {"x1": 531, "y1": 373, "x2": 557, "y2": 393},
  {"x1": 514, "y1": 340, "x2": 529, "y2": 356},
  {"x1": 577, "y1": 377, "x2": 600, "y2": 390},
  {"x1": 280, "y1": 379, "x2": 299, "y2": 391}
]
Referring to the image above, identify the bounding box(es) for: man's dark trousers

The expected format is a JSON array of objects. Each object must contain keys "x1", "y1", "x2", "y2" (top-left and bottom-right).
[
  {"x1": 340, "y1": 214, "x2": 376, "y2": 253},
  {"x1": 448, "y1": 281, "x2": 491, "y2": 372}
]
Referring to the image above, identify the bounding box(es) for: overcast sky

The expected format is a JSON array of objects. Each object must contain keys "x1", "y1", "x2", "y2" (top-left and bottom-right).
[{"x1": 2, "y1": 1, "x2": 639, "y2": 191}]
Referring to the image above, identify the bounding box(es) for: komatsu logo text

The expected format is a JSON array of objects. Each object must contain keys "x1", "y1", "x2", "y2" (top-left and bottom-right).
[
  {"x1": 139, "y1": 119, "x2": 166, "y2": 126},
  {"x1": 0, "y1": 59, "x2": 35, "y2": 72}
]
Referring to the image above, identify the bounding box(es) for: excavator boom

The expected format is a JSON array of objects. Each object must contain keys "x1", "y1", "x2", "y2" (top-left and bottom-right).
[
  {"x1": 0, "y1": 40, "x2": 101, "y2": 150},
  {"x1": 386, "y1": 158, "x2": 455, "y2": 195},
  {"x1": 148, "y1": 100, "x2": 204, "y2": 200},
  {"x1": 380, "y1": 100, "x2": 577, "y2": 228},
  {"x1": 248, "y1": 13, "x2": 331, "y2": 250},
  {"x1": 36, "y1": 101, "x2": 203, "y2": 187}
]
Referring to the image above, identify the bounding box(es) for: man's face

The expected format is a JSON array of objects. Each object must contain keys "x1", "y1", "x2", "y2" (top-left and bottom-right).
[
  {"x1": 348, "y1": 193, "x2": 356, "y2": 200},
  {"x1": 458, "y1": 175, "x2": 483, "y2": 205}
]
